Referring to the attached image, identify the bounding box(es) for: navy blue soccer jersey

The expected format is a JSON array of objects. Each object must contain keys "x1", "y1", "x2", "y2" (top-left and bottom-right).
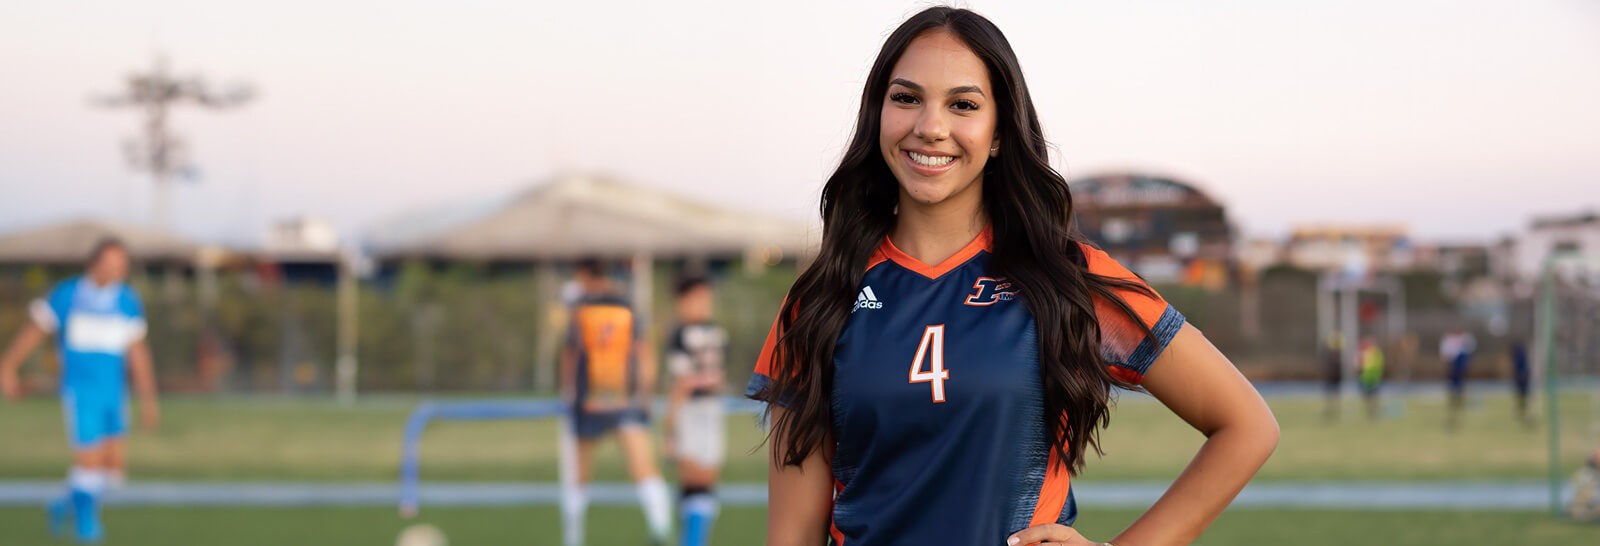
[{"x1": 746, "y1": 228, "x2": 1185, "y2": 545}]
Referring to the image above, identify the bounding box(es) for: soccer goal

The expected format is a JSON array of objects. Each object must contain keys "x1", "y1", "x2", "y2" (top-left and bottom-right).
[
  {"x1": 1536, "y1": 253, "x2": 1600, "y2": 517},
  {"x1": 397, "y1": 399, "x2": 567, "y2": 517}
]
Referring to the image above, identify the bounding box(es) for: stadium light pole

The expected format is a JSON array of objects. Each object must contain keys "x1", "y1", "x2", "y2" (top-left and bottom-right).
[{"x1": 93, "y1": 53, "x2": 253, "y2": 229}]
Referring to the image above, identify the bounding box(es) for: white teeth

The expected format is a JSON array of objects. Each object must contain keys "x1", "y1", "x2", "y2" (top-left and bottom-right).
[{"x1": 908, "y1": 151, "x2": 955, "y2": 168}]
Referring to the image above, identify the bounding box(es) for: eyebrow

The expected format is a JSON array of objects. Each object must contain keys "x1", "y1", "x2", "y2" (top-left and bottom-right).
[{"x1": 889, "y1": 78, "x2": 986, "y2": 98}]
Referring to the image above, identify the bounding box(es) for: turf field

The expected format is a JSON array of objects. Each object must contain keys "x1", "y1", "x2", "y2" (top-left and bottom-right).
[
  {"x1": 3, "y1": 391, "x2": 1599, "y2": 545},
  {"x1": 0, "y1": 391, "x2": 1593, "y2": 483},
  {"x1": 0, "y1": 505, "x2": 1596, "y2": 545}
]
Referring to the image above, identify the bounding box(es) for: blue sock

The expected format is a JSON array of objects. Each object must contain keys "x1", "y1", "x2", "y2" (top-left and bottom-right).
[
  {"x1": 66, "y1": 467, "x2": 106, "y2": 543},
  {"x1": 680, "y1": 492, "x2": 718, "y2": 546}
]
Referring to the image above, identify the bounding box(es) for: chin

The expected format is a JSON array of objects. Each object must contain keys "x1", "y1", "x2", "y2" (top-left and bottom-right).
[{"x1": 903, "y1": 176, "x2": 971, "y2": 204}]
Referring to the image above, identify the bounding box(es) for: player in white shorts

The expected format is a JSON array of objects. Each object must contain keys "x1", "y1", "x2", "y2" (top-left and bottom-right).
[{"x1": 663, "y1": 276, "x2": 728, "y2": 546}]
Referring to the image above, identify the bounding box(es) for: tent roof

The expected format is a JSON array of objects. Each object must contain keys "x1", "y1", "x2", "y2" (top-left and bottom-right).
[
  {"x1": 0, "y1": 218, "x2": 200, "y2": 264},
  {"x1": 365, "y1": 174, "x2": 813, "y2": 260}
]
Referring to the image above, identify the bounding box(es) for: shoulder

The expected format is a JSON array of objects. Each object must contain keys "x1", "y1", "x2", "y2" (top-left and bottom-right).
[
  {"x1": 1075, "y1": 241, "x2": 1135, "y2": 279},
  {"x1": 119, "y1": 284, "x2": 145, "y2": 313},
  {"x1": 574, "y1": 294, "x2": 632, "y2": 311},
  {"x1": 49, "y1": 277, "x2": 81, "y2": 299}
]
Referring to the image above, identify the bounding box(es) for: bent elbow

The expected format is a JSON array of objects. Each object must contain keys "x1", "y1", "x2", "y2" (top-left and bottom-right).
[{"x1": 1257, "y1": 411, "x2": 1282, "y2": 457}]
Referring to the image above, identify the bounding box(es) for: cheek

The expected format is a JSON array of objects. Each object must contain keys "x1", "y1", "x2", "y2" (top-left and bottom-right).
[
  {"x1": 879, "y1": 108, "x2": 914, "y2": 149},
  {"x1": 956, "y1": 118, "x2": 997, "y2": 161}
]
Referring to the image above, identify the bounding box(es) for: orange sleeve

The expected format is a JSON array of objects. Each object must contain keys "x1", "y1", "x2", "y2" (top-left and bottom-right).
[
  {"x1": 752, "y1": 310, "x2": 782, "y2": 378},
  {"x1": 1079, "y1": 243, "x2": 1186, "y2": 384},
  {"x1": 745, "y1": 304, "x2": 791, "y2": 405}
]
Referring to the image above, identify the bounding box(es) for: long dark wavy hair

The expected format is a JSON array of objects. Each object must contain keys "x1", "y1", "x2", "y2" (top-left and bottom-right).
[{"x1": 757, "y1": 7, "x2": 1156, "y2": 475}]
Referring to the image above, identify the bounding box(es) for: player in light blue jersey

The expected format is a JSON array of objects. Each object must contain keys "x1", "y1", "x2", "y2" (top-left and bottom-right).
[{"x1": 1, "y1": 238, "x2": 161, "y2": 543}]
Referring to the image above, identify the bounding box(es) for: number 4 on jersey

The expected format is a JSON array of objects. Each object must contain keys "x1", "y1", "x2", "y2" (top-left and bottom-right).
[{"x1": 909, "y1": 325, "x2": 949, "y2": 403}]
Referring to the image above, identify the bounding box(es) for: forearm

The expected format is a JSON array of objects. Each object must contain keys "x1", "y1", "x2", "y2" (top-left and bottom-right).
[
  {"x1": 663, "y1": 380, "x2": 691, "y2": 435},
  {"x1": 129, "y1": 343, "x2": 159, "y2": 401},
  {"x1": 636, "y1": 345, "x2": 658, "y2": 401},
  {"x1": 0, "y1": 326, "x2": 45, "y2": 376},
  {"x1": 559, "y1": 349, "x2": 575, "y2": 401},
  {"x1": 1112, "y1": 420, "x2": 1279, "y2": 545}
]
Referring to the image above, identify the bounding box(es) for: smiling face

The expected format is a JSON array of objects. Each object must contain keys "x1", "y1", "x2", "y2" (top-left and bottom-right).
[{"x1": 879, "y1": 29, "x2": 1000, "y2": 209}]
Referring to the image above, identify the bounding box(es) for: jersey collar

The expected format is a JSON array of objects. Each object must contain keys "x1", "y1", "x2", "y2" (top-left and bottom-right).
[{"x1": 875, "y1": 225, "x2": 992, "y2": 280}]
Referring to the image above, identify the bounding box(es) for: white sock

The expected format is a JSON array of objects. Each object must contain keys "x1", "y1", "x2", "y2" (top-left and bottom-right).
[
  {"x1": 67, "y1": 466, "x2": 107, "y2": 495},
  {"x1": 637, "y1": 476, "x2": 672, "y2": 540},
  {"x1": 557, "y1": 416, "x2": 583, "y2": 546},
  {"x1": 561, "y1": 485, "x2": 587, "y2": 546},
  {"x1": 683, "y1": 491, "x2": 720, "y2": 520}
]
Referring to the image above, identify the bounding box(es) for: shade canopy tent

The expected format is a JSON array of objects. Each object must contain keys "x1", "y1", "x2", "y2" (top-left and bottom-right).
[
  {"x1": 363, "y1": 174, "x2": 812, "y2": 261},
  {"x1": 0, "y1": 218, "x2": 200, "y2": 265}
]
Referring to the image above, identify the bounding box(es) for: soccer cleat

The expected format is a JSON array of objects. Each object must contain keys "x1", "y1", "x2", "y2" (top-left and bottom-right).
[
  {"x1": 47, "y1": 495, "x2": 71, "y2": 537},
  {"x1": 71, "y1": 490, "x2": 103, "y2": 543}
]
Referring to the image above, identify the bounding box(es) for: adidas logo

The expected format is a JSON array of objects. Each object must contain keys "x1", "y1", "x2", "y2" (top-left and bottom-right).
[{"x1": 853, "y1": 286, "x2": 884, "y2": 312}]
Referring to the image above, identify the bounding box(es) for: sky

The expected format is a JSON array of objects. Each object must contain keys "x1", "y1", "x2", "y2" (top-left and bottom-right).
[{"x1": 1, "y1": 0, "x2": 1597, "y2": 246}]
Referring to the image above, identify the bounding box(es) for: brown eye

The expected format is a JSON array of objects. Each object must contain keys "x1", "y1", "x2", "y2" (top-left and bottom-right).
[
  {"x1": 952, "y1": 99, "x2": 979, "y2": 111},
  {"x1": 890, "y1": 92, "x2": 920, "y2": 105}
]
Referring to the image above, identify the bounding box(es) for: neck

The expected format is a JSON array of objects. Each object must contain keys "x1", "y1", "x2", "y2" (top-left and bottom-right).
[
  {"x1": 584, "y1": 280, "x2": 613, "y2": 296},
  {"x1": 87, "y1": 275, "x2": 115, "y2": 288},
  {"x1": 890, "y1": 179, "x2": 987, "y2": 266}
]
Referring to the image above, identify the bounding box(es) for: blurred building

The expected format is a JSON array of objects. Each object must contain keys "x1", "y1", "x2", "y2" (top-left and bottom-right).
[
  {"x1": 1069, "y1": 171, "x2": 1233, "y2": 287},
  {"x1": 1417, "y1": 243, "x2": 1492, "y2": 278},
  {"x1": 264, "y1": 216, "x2": 340, "y2": 256},
  {"x1": 258, "y1": 216, "x2": 345, "y2": 284},
  {"x1": 1510, "y1": 209, "x2": 1600, "y2": 280},
  {"x1": 1284, "y1": 224, "x2": 1413, "y2": 275},
  {"x1": 1238, "y1": 237, "x2": 1285, "y2": 273}
]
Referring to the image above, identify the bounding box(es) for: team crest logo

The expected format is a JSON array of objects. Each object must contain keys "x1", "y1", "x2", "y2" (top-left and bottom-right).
[{"x1": 964, "y1": 277, "x2": 1017, "y2": 306}]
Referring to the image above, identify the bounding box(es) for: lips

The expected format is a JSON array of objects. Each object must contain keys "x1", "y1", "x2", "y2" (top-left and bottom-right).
[{"x1": 902, "y1": 150, "x2": 959, "y2": 176}]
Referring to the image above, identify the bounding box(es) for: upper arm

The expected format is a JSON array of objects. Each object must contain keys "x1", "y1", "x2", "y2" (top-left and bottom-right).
[
  {"x1": 127, "y1": 338, "x2": 152, "y2": 365},
  {"x1": 123, "y1": 289, "x2": 148, "y2": 341},
  {"x1": 766, "y1": 406, "x2": 836, "y2": 545},
  {"x1": 13, "y1": 321, "x2": 47, "y2": 349},
  {"x1": 1141, "y1": 323, "x2": 1277, "y2": 437},
  {"x1": 30, "y1": 282, "x2": 72, "y2": 334}
]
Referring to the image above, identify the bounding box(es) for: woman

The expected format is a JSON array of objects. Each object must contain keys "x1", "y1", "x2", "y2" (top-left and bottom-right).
[{"x1": 745, "y1": 7, "x2": 1279, "y2": 546}]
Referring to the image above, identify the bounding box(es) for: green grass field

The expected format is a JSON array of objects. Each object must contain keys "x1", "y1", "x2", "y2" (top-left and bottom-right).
[
  {"x1": 1, "y1": 505, "x2": 1596, "y2": 546},
  {"x1": 4, "y1": 391, "x2": 1600, "y2": 544},
  {"x1": 0, "y1": 391, "x2": 1594, "y2": 483}
]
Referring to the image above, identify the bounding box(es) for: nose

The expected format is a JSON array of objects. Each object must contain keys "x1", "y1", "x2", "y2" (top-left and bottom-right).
[{"x1": 913, "y1": 107, "x2": 949, "y2": 142}]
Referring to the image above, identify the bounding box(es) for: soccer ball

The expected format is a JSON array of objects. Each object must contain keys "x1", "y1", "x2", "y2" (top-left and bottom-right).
[{"x1": 396, "y1": 523, "x2": 449, "y2": 546}]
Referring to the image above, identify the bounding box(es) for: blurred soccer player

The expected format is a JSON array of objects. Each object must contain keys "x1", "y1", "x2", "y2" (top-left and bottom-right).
[
  {"x1": 1442, "y1": 329, "x2": 1475, "y2": 430},
  {"x1": 747, "y1": 8, "x2": 1278, "y2": 545},
  {"x1": 0, "y1": 238, "x2": 160, "y2": 543},
  {"x1": 1570, "y1": 447, "x2": 1600, "y2": 521},
  {"x1": 558, "y1": 259, "x2": 670, "y2": 546},
  {"x1": 1357, "y1": 337, "x2": 1384, "y2": 421},
  {"x1": 663, "y1": 276, "x2": 727, "y2": 546},
  {"x1": 1509, "y1": 338, "x2": 1532, "y2": 426},
  {"x1": 1322, "y1": 331, "x2": 1344, "y2": 422}
]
